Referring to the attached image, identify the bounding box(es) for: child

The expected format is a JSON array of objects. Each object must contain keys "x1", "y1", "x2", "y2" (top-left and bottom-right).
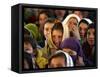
[
  {"x1": 24, "y1": 35, "x2": 38, "y2": 69},
  {"x1": 62, "y1": 14, "x2": 80, "y2": 41},
  {"x1": 39, "y1": 22, "x2": 64, "y2": 62},
  {"x1": 38, "y1": 10, "x2": 49, "y2": 35},
  {"x1": 24, "y1": 23, "x2": 42, "y2": 48},
  {"x1": 43, "y1": 18, "x2": 54, "y2": 45},
  {"x1": 60, "y1": 37, "x2": 84, "y2": 66},
  {"x1": 78, "y1": 18, "x2": 92, "y2": 44},
  {"x1": 48, "y1": 50, "x2": 73, "y2": 68},
  {"x1": 24, "y1": 35, "x2": 48, "y2": 69},
  {"x1": 82, "y1": 24, "x2": 95, "y2": 66}
]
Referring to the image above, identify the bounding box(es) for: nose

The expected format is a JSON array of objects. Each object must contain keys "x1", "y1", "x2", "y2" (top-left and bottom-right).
[
  {"x1": 80, "y1": 30, "x2": 85, "y2": 35},
  {"x1": 47, "y1": 31, "x2": 50, "y2": 34},
  {"x1": 89, "y1": 34, "x2": 94, "y2": 39},
  {"x1": 54, "y1": 37, "x2": 60, "y2": 43}
]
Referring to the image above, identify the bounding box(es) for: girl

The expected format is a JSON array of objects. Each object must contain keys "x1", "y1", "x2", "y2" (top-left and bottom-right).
[
  {"x1": 82, "y1": 24, "x2": 95, "y2": 66},
  {"x1": 78, "y1": 18, "x2": 92, "y2": 44},
  {"x1": 48, "y1": 50, "x2": 74, "y2": 68},
  {"x1": 62, "y1": 14, "x2": 81, "y2": 41}
]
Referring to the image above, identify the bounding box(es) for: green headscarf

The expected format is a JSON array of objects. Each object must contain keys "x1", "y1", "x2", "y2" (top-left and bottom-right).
[{"x1": 24, "y1": 23, "x2": 42, "y2": 41}]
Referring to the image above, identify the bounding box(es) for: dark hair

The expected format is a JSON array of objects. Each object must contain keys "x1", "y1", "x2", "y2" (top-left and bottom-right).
[
  {"x1": 51, "y1": 22, "x2": 63, "y2": 34},
  {"x1": 45, "y1": 18, "x2": 55, "y2": 24},
  {"x1": 86, "y1": 23, "x2": 95, "y2": 34},
  {"x1": 48, "y1": 52, "x2": 67, "y2": 66},
  {"x1": 39, "y1": 10, "x2": 49, "y2": 18},
  {"x1": 24, "y1": 35, "x2": 38, "y2": 56},
  {"x1": 43, "y1": 18, "x2": 55, "y2": 31},
  {"x1": 24, "y1": 52, "x2": 33, "y2": 70},
  {"x1": 78, "y1": 19, "x2": 89, "y2": 26},
  {"x1": 24, "y1": 28, "x2": 33, "y2": 38},
  {"x1": 24, "y1": 28, "x2": 31, "y2": 35},
  {"x1": 88, "y1": 23, "x2": 95, "y2": 30},
  {"x1": 86, "y1": 23, "x2": 95, "y2": 38}
]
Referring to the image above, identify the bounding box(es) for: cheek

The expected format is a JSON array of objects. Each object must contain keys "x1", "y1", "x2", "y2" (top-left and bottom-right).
[
  {"x1": 87, "y1": 35, "x2": 94, "y2": 45},
  {"x1": 44, "y1": 29, "x2": 47, "y2": 36},
  {"x1": 29, "y1": 46, "x2": 33, "y2": 51},
  {"x1": 80, "y1": 30, "x2": 85, "y2": 35},
  {"x1": 39, "y1": 18, "x2": 42, "y2": 24},
  {"x1": 50, "y1": 59, "x2": 56, "y2": 67},
  {"x1": 68, "y1": 23, "x2": 71, "y2": 28},
  {"x1": 24, "y1": 44, "x2": 33, "y2": 53},
  {"x1": 44, "y1": 30, "x2": 50, "y2": 39},
  {"x1": 39, "y1": 19, "x2": 45, "y2": 25},
  {"x1": 27, "y1": 47, "x2": 33, "y2": 53},
  {"x1": 53, "y1": 37, "x2": 61, "y2": 44},
  {"x1": 87, "y1": 34, "x2": 95, "y2": 39}
]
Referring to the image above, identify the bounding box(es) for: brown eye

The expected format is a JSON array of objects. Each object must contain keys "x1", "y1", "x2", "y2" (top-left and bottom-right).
[
  {"x1": 46, "y1": 28, "x2": 49, "y2": 31},
  {"x1": 58, "y1": 36, "x2": 62, "y2": 39},
  {"x1": 74, "y1": 23, "x2": 77, "y2": 26}
]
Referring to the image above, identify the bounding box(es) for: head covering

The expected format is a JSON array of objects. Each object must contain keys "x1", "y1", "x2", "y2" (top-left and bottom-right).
[
  {"x1": 47, "y1": 33, "x2": 58, "y2": 49},
  {"x1": 47, "y1": 22, "x2": 63, "y2": 49},
  {"x1": 55, "y1": 50, "x2": 74, "y2": 67},
  {"x1": 62, "y1": 14, "x2": 80, "y2": 41},
  {"x1": 24, "y1": 23, "x2": 41, "y2": 41},
  {"x1": 78, "y1": 18, "x2": 93, "y2": 26},
  {"x1": 60, "y1": 37, "x2": 83, "y2": 62},
  {"x1": 78, "y1": 18, "x2": 93, "y2": 44},
  {"x1": 83, "y1": 18, "x2": 93, "y2": 24}
]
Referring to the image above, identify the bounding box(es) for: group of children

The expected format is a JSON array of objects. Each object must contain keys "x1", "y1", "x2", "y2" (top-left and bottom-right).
[{"x1": 23, "y1": 9, "x2": 96, "y2": 70}]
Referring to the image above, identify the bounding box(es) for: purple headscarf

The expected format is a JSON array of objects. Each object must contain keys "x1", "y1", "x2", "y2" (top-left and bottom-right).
[{"x1": 60, "y1": 37, "x2": 83, "y2": 62}]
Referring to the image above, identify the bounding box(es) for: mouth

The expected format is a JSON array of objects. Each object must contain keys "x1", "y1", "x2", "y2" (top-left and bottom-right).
[
  {"x1": 88, "y1": 39, "x2": 94, "y2": 44},
  {"x1": 89, "y1": 40, "x2": 94, "y2": 42},
  {"x1": 80, "y1": 34, "x2": 84, "y2": 37},
  {"x1": 54, "y1": 43, "x2": 60, "y2": 48}
]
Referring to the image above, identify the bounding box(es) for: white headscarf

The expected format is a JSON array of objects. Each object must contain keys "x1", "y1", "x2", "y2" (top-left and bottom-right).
[
  {"x1": 78, "y1": 18, "x2": 93, "y2": 26},
  {"x1": 83, "y1": 18, "x2": 93, "y2": 24},
  {"x1": 55, "y1": 50, "x2": 74, "y2": 67},
  {"x1": 62, "y1": 14, "x2": 80, "y2": 41}
]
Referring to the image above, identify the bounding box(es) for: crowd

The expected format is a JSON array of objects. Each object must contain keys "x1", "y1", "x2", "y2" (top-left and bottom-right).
[{"x1": 23, "y1": 8, "x2": 96, "y2": 70}]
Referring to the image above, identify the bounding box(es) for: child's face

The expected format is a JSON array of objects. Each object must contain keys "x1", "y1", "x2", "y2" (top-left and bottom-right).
[
  {"x1": 87, "y1": 28, "x2": 95, "y2": 46},
  {"x1": 24, "y1": 42, "x2": 33, "y2": 54},
  {"x1": 44, "y1": 23, "x2": 54, "y2": 40},
  {"x1": 79, "y1": 22, "x2": 88, "y2": 38},
  {"x1": 67, "y1": 17, "x2": 78, "y2": 31},
  {"x1": 52, "y1": 30, "x2": 63, "y2": 48},
  {"x1": 39, "y1": 13, "x2": 48, "y2": 26},
  {"x1": 49, "y1": 57, "x2": 65, "y2": 68}
]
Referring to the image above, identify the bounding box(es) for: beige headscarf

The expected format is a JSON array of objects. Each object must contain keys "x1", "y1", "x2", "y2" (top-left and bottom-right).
[{"x1": 62, "y1": 14, "x2": 80, "y2": 41}]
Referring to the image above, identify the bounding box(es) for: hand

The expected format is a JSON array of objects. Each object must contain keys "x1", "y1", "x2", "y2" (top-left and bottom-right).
[{"x1": 70, "y1": 25, "x2": 80, "y2": 40}]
